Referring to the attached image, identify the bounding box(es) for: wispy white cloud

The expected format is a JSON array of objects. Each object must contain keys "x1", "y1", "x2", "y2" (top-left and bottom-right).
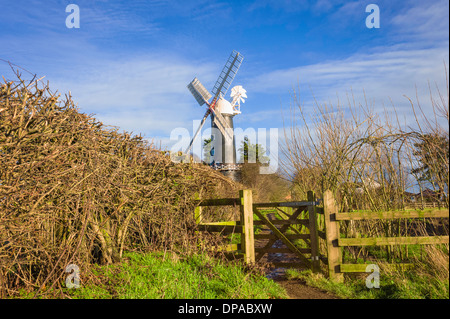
[
  {"x1": 48, "y1": 53, "x2": 220, "y2": 138},
  {"x1": 245, "y1": 0, "x2": 449, "y2": 118},
  {"x1": 0, "y1": 0, "x2": 161, "y2": 35},
  {"x1": 389, "y1": 0, "x2": 449, "y2": 43},
  {"x1": 246, "y1": 44, "x2": 449, "y2": 122}
]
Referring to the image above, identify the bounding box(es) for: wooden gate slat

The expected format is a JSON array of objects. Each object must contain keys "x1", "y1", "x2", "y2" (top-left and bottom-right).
[
  {"x1": 253, "y1": 208, "x2": 312, "y2": 268},
  {"x1": 254, "y1": 206, "x2": 305, "y2": 262},
  {"x1": 254, "y1": 233, "x2": 310, "y2": 240}
]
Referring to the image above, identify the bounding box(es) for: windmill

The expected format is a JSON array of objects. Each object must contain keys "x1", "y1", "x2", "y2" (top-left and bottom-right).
[{"x1": 185, "y1": 50, "x2": 246, "y2": 180}]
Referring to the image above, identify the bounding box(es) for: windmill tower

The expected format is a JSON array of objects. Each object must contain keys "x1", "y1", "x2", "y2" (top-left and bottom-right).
[{"x1": 185, "y1": 50, "x2": 247, "y2": 181}]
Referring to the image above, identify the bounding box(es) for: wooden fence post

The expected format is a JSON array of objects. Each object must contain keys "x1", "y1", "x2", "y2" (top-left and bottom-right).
[
  {"x1": 194, "y1": 192, "x2": 202, "y2": 224},
  {"x1": 307, "y1": 191, "x2": 320, "y2": 273},
  {"x1": 240, "y1": 190, "x2": 255, "y2": 264},
  {"x1": 323, "y1": 190, "x2": 343, "y2": 282}
]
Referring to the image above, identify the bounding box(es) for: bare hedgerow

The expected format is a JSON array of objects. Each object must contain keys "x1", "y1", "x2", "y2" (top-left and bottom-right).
[
  {"x1": 0, "y1": 71, "x2": 239, "y2": 297},
  {"x1": 281, "y1": 66, "x2": 449, "y2": 211},
  {"x1": 280, "y1": 65, "x2": 449, "y2": 263}
]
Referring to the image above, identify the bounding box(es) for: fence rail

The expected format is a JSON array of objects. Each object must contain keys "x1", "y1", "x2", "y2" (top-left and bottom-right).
[
  {"x1": 322, "y1": 190, "x2": 449, "y2": 282},
  {"x1": 336, "y1": 209, "x2": 449, "y2": 220},
  {"x1": 405, "y1": 202, "x2": 445, "y2": 209}
]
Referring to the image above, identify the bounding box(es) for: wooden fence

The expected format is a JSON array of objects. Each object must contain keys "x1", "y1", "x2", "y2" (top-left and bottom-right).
[
  {"x1": 195, "y1": 190, "x2": 255, "y2": 263},
  {"x1": 404, "y1": 202, "x2": 445, "y2": 209},
  {"x1": 195, "y1": 189, "x2": 449, "y2": 282},
  {"x1": 322, "y1": 190, "x2": 449, "y2": 282}
]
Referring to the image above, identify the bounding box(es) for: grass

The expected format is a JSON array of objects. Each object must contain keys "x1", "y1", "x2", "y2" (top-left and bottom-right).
[
  {"x1": 286, "y1": 268, "x2": 448, "y2": 299},
  {"x1": 285, "y1": 245, "x2": 449, "y2": 299},
  {"x1": 66, "y1": 251, "x2": 288, "y2": 299}
]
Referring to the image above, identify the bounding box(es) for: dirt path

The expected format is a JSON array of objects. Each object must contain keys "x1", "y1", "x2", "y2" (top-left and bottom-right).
[
  {"x1": 273, "y1": 276, "x2": 339, "y2": 299},
  {"x1": 260, "y1": 249, "x2": 340, "y2": 299},
  {"x1": 263, "y1": 264, "x2": 339, "y2": 299},
  {"x1": 257, "y1": 213, "x2": 340, "y2": 299}
]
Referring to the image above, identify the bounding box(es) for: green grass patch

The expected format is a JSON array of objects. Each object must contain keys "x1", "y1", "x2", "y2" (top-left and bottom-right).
[
  {"x1": 285, "y1": 266, "x2": 449, "y2": 299},
  {"x1": 67, "y1": 251, "x2": 288, "y2": 299}
]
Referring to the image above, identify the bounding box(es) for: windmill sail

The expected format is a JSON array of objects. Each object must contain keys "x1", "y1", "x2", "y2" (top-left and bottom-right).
[
  {"x1": 187, "y1": 77, "x2": 212, "y2": 106},
  {"x1": 184, "y1": 109, "x2": 211, "y2": 154},
  {"x1": 211, "y1": 50, "x2": 244, "y2": 102},
  {"x1": 210, "y1": 107, "x2": 233, "y2": 141},
  {"x1": 209, "y1": 51, "x2": 243, "y2": 143}
]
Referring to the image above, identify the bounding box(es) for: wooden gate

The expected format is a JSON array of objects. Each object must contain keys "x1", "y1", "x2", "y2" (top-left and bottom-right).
[
  {"x1": 195, "y1": 190, "x2": 322, "y2": 272},
  {"x1": 253, "y1": 191, "x2": 320, "y2": 271}
]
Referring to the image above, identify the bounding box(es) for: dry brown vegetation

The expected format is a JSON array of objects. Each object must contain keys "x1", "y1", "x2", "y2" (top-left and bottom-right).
[
  {"x1": 280, "y1": 66, "x2": 449, "y2": 265},
  {"x1": 0, "y1": 72, "x2": 239, "y2": 298},
  {"x1": 281, "y1": 68, "x2": 449, "y2": 211},
  {"x1": 239, "y1": 163, "x2": 291, "y2": 202}
]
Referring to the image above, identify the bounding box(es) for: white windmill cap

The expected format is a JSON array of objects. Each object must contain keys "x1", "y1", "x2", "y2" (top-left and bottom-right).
[{"x1": 216, "y1": 98, "x2": 234, "y2": 115}]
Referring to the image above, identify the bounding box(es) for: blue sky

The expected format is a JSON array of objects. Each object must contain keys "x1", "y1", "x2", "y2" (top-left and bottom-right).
[{"x1": 1, "y1": 0, "x2": 449, "y2": 161}]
